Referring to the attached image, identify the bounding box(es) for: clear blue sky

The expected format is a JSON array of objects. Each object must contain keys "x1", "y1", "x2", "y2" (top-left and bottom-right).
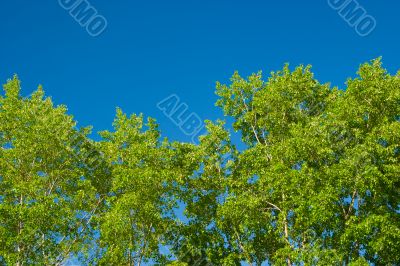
[{"x1": 1, "y1": 0, "x2": 399, "y2": 143}]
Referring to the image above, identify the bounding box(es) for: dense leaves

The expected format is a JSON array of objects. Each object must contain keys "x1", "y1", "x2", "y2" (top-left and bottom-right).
[
  {"x1": 0, "y1": 77, "x2": 100, "y2": 265},
  {"x1": 0, "y1": 59, "x2": 399, "y2": 265}
]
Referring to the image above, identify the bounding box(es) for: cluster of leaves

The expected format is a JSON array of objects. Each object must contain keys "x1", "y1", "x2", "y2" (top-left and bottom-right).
[{"x1": 0, "y1": 58, "x2": 399, "y2": 265}]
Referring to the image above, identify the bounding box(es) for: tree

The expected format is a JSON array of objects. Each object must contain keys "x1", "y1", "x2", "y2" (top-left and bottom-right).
[
  {"x1": 0, "y1": 76, "x2": 102, "y2": 265},
  {"x1": 95, "y1": 109, "x2": 198, "y2": 265},
  {"x1": 181, "y1": 58, "x2": 399, "y2": 265}
]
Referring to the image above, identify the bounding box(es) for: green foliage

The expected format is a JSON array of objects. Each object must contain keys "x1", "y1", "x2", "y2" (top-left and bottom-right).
[
  {"x1": 205, "y1": 58, "x2": 400, "y2": 265},
  {"x1": 0, "y1": 58, "x2": 399, "y2": 265},
  {"x1": 0, "y1": 76, "x2": 100, "y2": 265},
  {"x1": 95, "y1": 109, "x2": 191, "y2": 265}
]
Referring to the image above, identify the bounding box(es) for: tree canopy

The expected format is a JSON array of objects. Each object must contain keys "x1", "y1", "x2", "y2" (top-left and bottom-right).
[{"x1": 0, "y1": 59, "x2": 399, "y2": 265}]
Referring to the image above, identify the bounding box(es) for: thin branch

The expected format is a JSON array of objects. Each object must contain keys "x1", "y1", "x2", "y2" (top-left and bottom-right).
[{"x1": 345, "y1": 190, "x2": 357, "y2": 220}]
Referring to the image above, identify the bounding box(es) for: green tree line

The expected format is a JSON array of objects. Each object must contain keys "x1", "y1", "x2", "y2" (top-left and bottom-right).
[{"x1": 0, "y1": 59, "x2": 399, "y2": 265}]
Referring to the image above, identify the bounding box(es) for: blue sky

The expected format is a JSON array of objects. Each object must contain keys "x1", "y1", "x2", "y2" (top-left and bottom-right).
[{"x1": 1, "y1": 0, "x2": 399, "y2": 143}]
